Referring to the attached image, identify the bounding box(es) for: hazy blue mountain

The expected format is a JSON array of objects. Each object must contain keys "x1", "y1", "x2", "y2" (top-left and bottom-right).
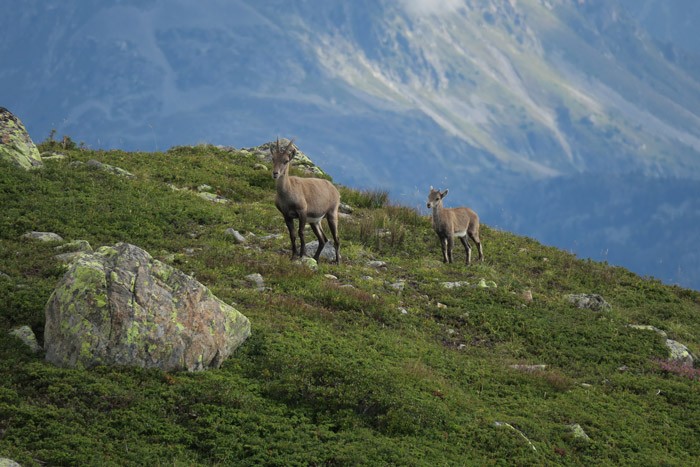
[
  {"x1": 494, "y1": 173, "x2": 700, "y2": 288},
  {"x1": 616, "y1": 0, "x2": 700, "y2": 89},
  {"x1": 2, "y1": 0, "x2": 699, "y2": 289},
  {"x1": 621, "y1": 0, "x2": 700, "y2": 45}
]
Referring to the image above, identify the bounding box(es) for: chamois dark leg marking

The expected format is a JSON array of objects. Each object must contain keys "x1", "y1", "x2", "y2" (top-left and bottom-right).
[{"x1": 459, "y1": 236, "x2": 472, "y2": 265}]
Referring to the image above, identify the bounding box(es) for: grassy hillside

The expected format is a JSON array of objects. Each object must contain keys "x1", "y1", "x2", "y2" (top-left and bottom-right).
[{"x1": 1, "y1": 142, "x2": 698, "y2": 465}]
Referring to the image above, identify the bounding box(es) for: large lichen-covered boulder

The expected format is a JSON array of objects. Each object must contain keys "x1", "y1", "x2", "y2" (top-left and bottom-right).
[
  {"x1": 44, "y1": 243, "x2": 251, "y2": 371},
  {"x1": 0, "y1": 107, "x2": 43, "y2": 170}
]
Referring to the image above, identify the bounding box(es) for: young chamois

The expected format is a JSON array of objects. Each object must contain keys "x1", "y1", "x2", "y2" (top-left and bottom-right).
[
  {"x1": 271, "y1": 138, "x2": 341, "y2": 263},
  {"x1": 426, "y1": 186, "x2": 483, "y2": 265}
]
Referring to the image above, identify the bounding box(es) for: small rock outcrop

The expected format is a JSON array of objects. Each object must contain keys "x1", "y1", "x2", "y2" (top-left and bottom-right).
[
  {"x1": 0, "y1": 458, "x2": 22, "y2": 467},
  {"x1": 0, "y1": 107, "x2": 43, "y2": 170},
  {"x1": 367, "y1": 260, "x2": 387, "y2": 269},
  {"x1": 245, "y1": 273, "x2": 265, "y2": 290},
  {"x1": 55, "y1": 239, "x2": 93, "y2": 263},
  {"x1": 304, "y1": 241, "x2": 337, "y2": 261},
  {"x1": 9, "y1": 325, "x2": 41, "y2": 353},
  {"x1": 665, "y1": 339, "x2": 694, "y2": 367},
  {"x1": 627, "y1": 324, "x2": 695, "y2": 367},
  {"x1": 568, "y1": 423, "x2": 591, "y2": 441},
  {"x1": 44, "y1": 242, "x2": 250, "y2": 372},
  {"x1": 442, "y1": 281, "x2": 469, "y2": 289},
  {"x1": 22, "y1": 231, "x2": 64, "y2": 242},
  {"x1": 196, "y1": 184, "x2": 228, "y2": 203},
  {"x1": 242, "y1": 139, "x2": 325, "y2": 176},
  {"x1": 85, "y1": 159, "x2": 135, "y2": 178},
  {"x1": 224, "y1": 228, "x2": 247, "y2": 244},
  {"x1": 565, "y1": 293, "x2": 611, "y2": 312}
]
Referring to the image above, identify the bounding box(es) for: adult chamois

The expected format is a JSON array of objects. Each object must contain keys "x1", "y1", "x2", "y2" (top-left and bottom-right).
[
  {"x1": 270, "y1": 138, "x2": 341, "y2": 263},
  {"x1": 426, "y1": 186, "x2": 483, "y2": 265}
]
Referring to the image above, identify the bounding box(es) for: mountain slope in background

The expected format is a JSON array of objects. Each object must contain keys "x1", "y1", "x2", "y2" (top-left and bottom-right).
[
  {"x1": 618, "y1": 0, "x2": 700, "y2": 81},
  {"x1": 2, "y1": 0, "x2": 699, "y2": 289}
]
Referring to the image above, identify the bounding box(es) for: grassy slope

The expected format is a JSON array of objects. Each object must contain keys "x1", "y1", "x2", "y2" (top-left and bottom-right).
[{"x1": 0, "y1": 143, "x2": 698, "y2": 465}]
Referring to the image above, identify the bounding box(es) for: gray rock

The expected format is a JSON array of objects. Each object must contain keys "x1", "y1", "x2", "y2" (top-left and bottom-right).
[
  {"x1": 225, "y1": 228, "x2": 247, "y2": 244},
  {"x1": 86, "y1": 159, "x2": 135, "y2": 178},
  {"x1": 627, "y1": 324, "x2": 667, "y2": 338},
  {"x1": 567, "y1": 423, "x2": 591, "y2": 441},
  {"x1": 389, "y1": 281, "x2": 405, "y2": 291},
  {"x1": 55, "y1": 239, "x2": 93, "y2": 254},
  {"x1": 9, "y1": 325, "x2": 41, "y2": 353},
  {"x1": 197, "y1": 191, "x2": 228, "y2": 203},
  {"x1": 54, "y1": 240, "x2": 92, "y2": 263},
  {"x1": 0, "y1": 107, "x2": 43, "y2": 170},
  {"x1": 442, "y1": 281, "x2": 469, "y2": 289},
  {"x1": 367, "y1": 260, "x2": 387, "y2": 269},
  {"x1": 248, "y1": 139, "x2": 326, "y2": 176},
  {"x1": 22, "y1": 231, "x2": 64, "y2": 242},
  {"x1": 300, "y1": 257, "x2": 318, "y2": 271},
  {"x1": 305, "y1": 241, "x2": 338, "y2": 261},
  {"x1": 0, "y1": 458, "x2": 22, "y2": 467},
  {"x1": 339, "y1": 203, "x2": 354, "y2": 214},
  {"x1": 245, "y1": 273, "x2": 265, "y2": 289},
  {"x1": 40, "y1": 151, "x2": 67, "y2": 160},
  {"x1": 55, "y1": 251, "x2": 86, "y2": 264},
  {"x1": 627, "y1": 325, "x2": 694, "y2": 366},
  {"x1": 44, "y1": 242, "x2": 250, "y2": 372},
  {"x1": 565, "y1": 293, "x2": 611, "y2": 312},
  {"x1": 665, "y1": 339, "x2": 694, "y2": 367}
]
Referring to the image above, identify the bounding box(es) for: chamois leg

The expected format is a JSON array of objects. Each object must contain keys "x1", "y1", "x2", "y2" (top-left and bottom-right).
[
  {"x1": 297, "y1": 213, "x2": 308, "y2": 259},
  {"x1": 459, "y1": 236, "x2": 472, "y2": 265},
  {"x1": 440, "y1": 237, "x2": 449, "y2": 263},
  {"x1": 469, "y1": 231, "x2": 484, "y2": 262},
  {"x1": 284, "y1": 216, "x2": 298, "y2": 259},
  {"x1": 447, "y1": 236, "x2": 455, "y2": 263},
  {"x1": 310, "y1": 223, "x2": 327, "y2": 261},
  {"x1": 326, "y1": 213, "x2": 341, "y2": 263}
]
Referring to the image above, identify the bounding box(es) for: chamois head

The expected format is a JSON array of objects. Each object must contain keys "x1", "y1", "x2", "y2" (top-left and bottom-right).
[
  {"x1": 271, "y1": 138, "x2": 297, "y2": 180},
  {"x1": 426, "y1": 186, "x2": 449, "y2": 209}
]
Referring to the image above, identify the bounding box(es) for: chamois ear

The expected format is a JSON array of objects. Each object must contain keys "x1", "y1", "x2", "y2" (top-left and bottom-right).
[{"x1": 441, "y1": 189, "x2": 449, "y2": 199}]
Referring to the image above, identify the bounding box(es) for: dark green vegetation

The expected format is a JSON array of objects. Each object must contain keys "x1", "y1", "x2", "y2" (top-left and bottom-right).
[{"x1": 1, "y1": 142, "x2": 699, "y2": 466}]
